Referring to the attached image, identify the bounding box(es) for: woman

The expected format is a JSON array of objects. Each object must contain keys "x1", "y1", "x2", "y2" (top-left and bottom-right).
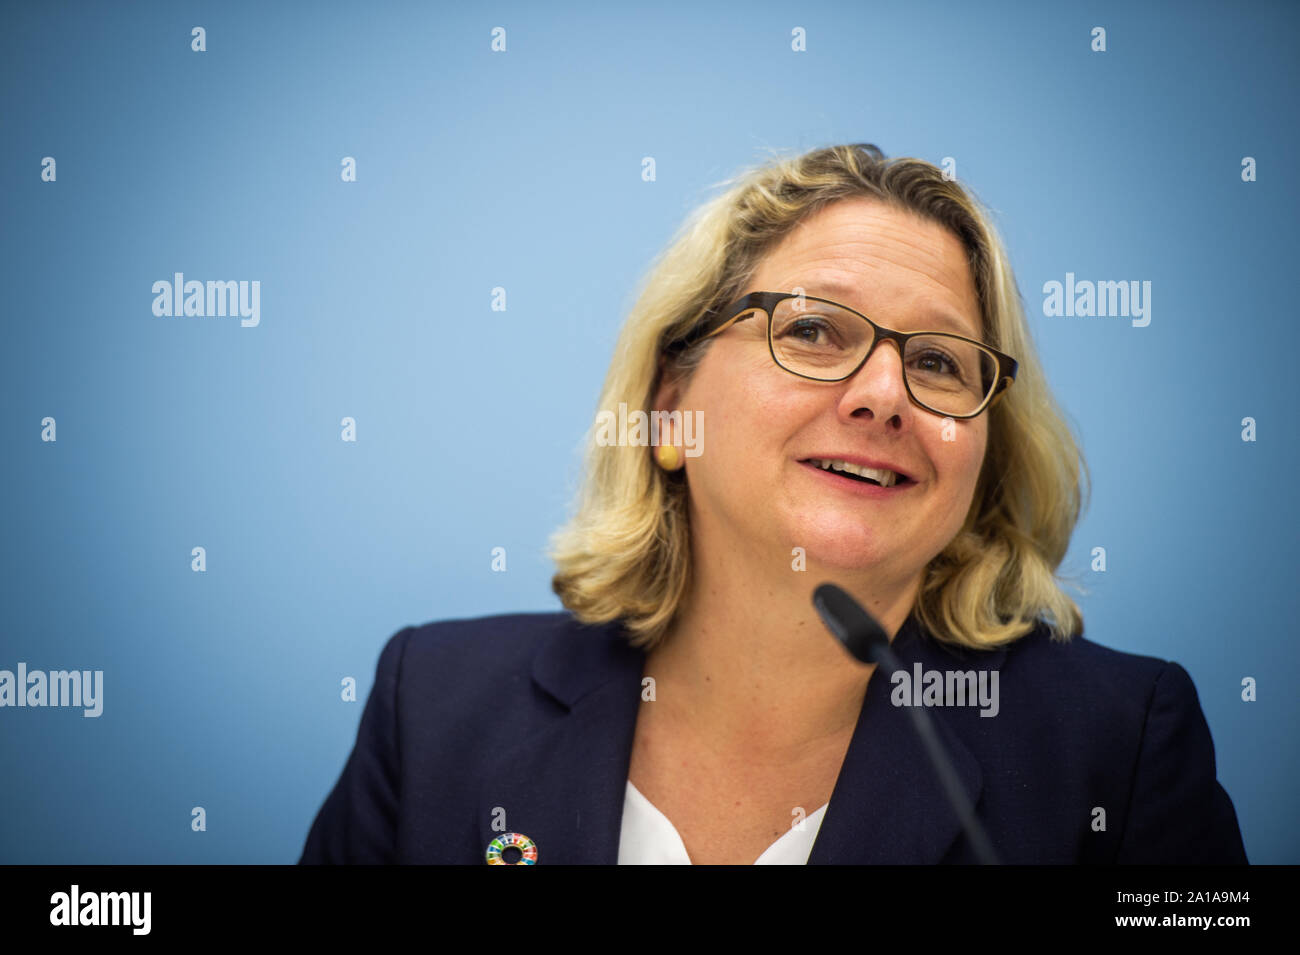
[{"x1": 300, "y1": 143, "x2": 1247, "y2": 865}]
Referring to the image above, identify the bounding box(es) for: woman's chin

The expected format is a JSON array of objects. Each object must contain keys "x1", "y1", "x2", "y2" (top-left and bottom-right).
[{"x1": 792, "y1": 537, "x2": 896, "y2": 573}]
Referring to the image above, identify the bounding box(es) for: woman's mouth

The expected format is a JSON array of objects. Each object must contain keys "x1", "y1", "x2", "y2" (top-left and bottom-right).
[
  {"x1": 799, "y1": 458, "x2": 914, "y2": 487},
  {"x1": 798, "y1": 458, "x2": 917, "y2": 493}
]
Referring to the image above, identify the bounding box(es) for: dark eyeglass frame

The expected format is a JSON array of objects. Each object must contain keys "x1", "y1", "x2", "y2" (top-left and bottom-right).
[{"x1": 664, "y1": 291, "x2": 1020, "y2": 420}]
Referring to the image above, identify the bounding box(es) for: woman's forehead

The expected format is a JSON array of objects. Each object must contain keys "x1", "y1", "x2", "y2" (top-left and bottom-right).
[
  {"x1": 749, "y1": 271, "x2": 983, "y2": 340},
  {"x1": 751, "y1": 203, "x2": 982, "y2": 335},
  {"x1": 791, "y1": 276, "x2": 980, "y2": 336}
]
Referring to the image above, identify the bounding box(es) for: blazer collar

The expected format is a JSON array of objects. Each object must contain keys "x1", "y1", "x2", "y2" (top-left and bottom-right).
[
  {"x1": 808, "y1": 616, "x2": 1008, "y2": 863},
  {"x1": 476, "y1": 616, "x2": 644, "y2": 864},
  {"x1": 476, "y1": 612, "x2": 1008, "y2": 864}
]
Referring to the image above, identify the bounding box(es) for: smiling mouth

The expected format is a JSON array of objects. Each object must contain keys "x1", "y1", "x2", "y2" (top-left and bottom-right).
[{"x1": 798, "y1": 459, "x2": 916, "y2": 488}]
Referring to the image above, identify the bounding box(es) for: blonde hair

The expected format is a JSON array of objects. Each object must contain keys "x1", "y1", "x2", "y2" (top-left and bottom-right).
[{"x1": 549, "y1": 143, "x2": 1089, "y2": 651}]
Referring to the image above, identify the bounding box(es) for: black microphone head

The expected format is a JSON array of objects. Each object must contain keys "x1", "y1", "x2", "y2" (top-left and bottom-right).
[{"x1": 812, "y1": 582, "x2": 890, "y2": 665}]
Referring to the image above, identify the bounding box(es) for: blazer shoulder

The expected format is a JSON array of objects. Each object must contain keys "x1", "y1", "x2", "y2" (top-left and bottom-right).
[
  {"x1": 1000, "y1": 621, "x2": 1168, "y2": 677},
  {"x1": 987, "y1": 623, "x2": 1247, "y2": 863},
  {"x1": 394, "y1": 610, "x2": 636, "y2": 706},
  {"x1": 319, "y1": 611, "x2": 576, "y2": 762},
  {"x1": 350, "y1": 612, "x2": 570, "y2": 711},
  {"x1": 990, "y1": 622, "x2": 1177, "y2": 712},
  {"x1": 398, "y1": 610, "x2": 576, "y2": 672},
  {"x1": 384, "y1": 609, "x2": 637, "y2": 740},
  {"x1": 298, "y1": 610, "x2": 600, "y2": 864},
  {"x1": 935, "y1": 623, "x2": 1199, "y2": 761}
]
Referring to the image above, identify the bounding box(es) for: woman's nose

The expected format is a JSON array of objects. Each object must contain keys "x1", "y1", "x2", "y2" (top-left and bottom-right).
[{"x1": 837, "y1": 340, "x2": 913, "y2": 422}]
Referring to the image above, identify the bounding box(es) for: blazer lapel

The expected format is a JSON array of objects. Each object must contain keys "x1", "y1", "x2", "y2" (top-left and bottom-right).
[
  {"x1": 476, "y1": 617, "x2": 645, "y2": 864},
  {"x1": 807, "y1": 616, "x2": 1007, "y2": 864}
]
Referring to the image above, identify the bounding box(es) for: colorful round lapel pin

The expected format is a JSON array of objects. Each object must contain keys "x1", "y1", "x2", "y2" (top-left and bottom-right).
[{"x1": 485, "y1": 832, "x2": 538, "y2": 865}]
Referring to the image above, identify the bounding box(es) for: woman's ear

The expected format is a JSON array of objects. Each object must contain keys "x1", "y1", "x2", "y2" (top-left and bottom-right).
[{"x1": 652, "y1": 356, "x2": 683, "y2": 412}]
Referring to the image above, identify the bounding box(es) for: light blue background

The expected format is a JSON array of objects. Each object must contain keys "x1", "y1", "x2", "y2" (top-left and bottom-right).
[{"x1": 1, "y1": 0, "x2": 1295, "y2": 863}]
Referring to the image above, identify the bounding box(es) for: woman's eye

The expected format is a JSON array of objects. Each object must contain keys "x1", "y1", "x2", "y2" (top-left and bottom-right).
[
  {"x1": 786, "y1": 318, "x2": 834, "y2": 344},
  {"x1": 913, "y1": 351, "x2": 961, "y2": 378}
]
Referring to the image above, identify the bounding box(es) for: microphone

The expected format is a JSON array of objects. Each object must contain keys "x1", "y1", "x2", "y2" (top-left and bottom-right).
[{"x1": 812, "y1": 582, "x2": 1001, "y2": 865}]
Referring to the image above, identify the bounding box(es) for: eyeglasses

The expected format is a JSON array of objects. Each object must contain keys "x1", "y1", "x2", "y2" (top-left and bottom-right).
[{"x1": 664, "y1": 291, "x2": 1019, "y2": 419}]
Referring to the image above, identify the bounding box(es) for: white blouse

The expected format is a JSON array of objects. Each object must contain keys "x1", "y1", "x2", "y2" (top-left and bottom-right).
[{"x1": 617, "y1": 780, "x2": 828, "y2": 864}]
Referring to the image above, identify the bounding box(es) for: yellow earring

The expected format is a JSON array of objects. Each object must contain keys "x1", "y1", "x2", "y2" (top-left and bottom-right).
[{"x1": 655, "y1": 443, "x2": 684, "y2": 471}]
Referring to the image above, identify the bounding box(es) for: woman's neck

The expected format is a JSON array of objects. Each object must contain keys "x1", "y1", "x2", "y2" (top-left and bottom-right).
[{"x1": 642, "y1": 549, "x2": 920, "y2": 759}]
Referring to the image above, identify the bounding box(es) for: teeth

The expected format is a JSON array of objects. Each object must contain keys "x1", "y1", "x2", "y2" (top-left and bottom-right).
[{"x1": 810, "y1": 458, "x2": 901, "y2": 487}]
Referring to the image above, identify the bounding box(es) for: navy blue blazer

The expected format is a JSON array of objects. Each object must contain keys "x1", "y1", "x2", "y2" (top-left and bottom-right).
[{"x1": 298, "y1": 610, "x2": 1248, "y2": 864}]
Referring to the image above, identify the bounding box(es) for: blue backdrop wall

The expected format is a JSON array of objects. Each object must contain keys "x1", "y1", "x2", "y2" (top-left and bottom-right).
[{"x1": 1, "y1": 0, "x2": 1295, "y2": 863}]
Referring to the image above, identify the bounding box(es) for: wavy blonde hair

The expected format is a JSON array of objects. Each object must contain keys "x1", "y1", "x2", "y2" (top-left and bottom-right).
[{"x1": 549, "y1": 143, "x2": 1089, "y2": 651}]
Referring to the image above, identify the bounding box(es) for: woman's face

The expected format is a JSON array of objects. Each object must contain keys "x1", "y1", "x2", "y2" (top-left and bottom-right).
[{"x1": 662, "y1": 196, "x2": 989, "y2": 586}]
